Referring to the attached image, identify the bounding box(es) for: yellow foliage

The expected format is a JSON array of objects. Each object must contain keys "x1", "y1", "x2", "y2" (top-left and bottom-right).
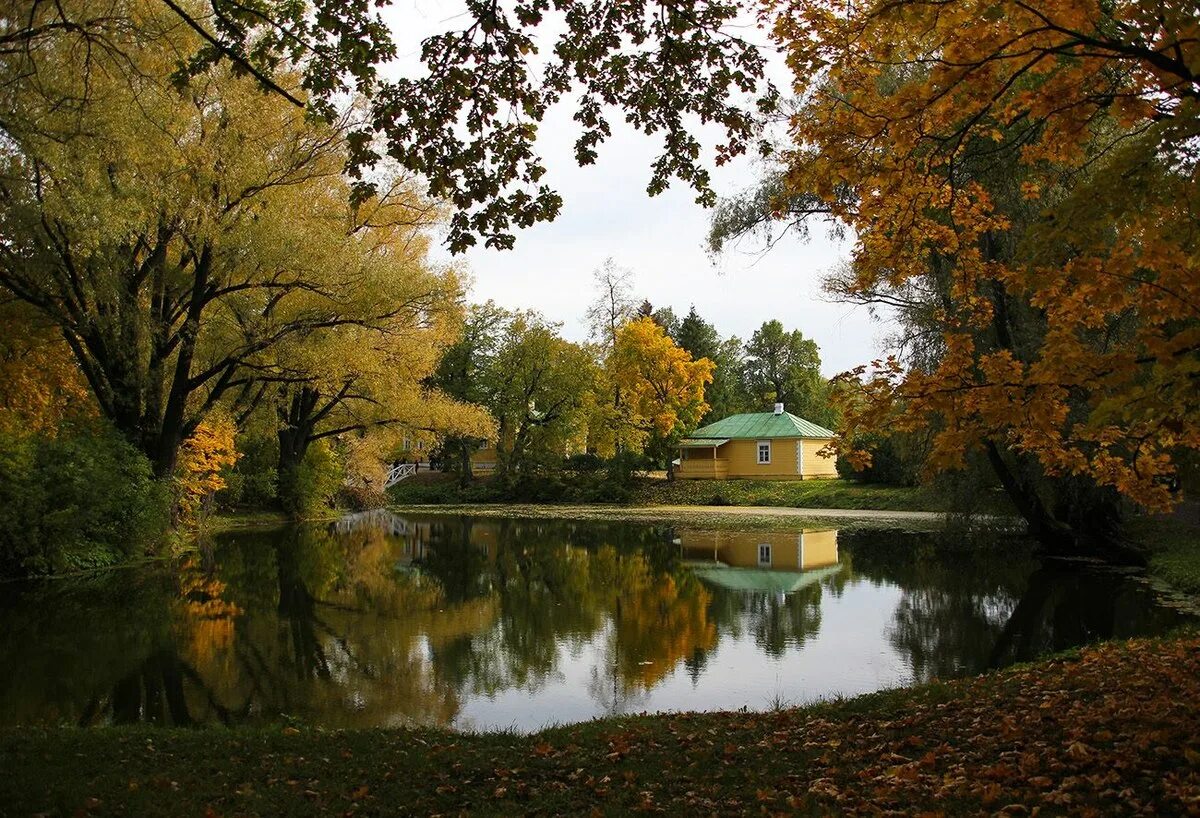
[
  {"x1": 608, "y1": 317, "x2": 715, "y2": 449},
  {"x1": 175, "y1": 414, "x2": 240, "y2": 521},
  {"x1": 0, "y1": 304, "x2": 94, "y2": 436},
  {"x1": 769, "y1": 0, "x2": 1200, "y2": 510}
]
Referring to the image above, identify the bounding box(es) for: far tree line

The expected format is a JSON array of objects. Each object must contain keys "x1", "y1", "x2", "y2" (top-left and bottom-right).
[{"x1": 430, "y1": 263, "x2": 838, "y2": 489}]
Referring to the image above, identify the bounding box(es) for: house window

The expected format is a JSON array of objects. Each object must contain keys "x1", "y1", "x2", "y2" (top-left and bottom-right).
[
  {"x1": 757, "y1": 440, "x2": 771, "y2": 464},
  {"x1": 758, "y1": 544, "x2": 772, "y2": 566}
]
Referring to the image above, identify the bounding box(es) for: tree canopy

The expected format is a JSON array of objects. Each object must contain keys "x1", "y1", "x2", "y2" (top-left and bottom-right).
[
  {"x1": 756, "y1": 0, "x2": 1199, "y2": 538},
  {"x1": 4, "y1": 0, "x2": 777, "y2": 253}
]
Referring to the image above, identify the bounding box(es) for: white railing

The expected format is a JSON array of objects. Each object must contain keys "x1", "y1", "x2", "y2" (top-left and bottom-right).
[{"x1": 384, "y1": 462, "x2": 419, "y2": 488}]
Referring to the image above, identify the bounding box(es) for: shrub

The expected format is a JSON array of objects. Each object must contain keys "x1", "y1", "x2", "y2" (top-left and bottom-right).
[
  {"x1": 280, "y1": 441, "x2": 343, "y2": 517},
  {"x1": 339, "y1": 484, "x2": 389, "y2": 511},
  {"x1": 217, "y1": 434, "x2": 278, "y2": 510},
  {"x1": 605, "y1": 451, "x2": 653, "y2": 487},
  {"x1": 0, "y1": 425, "x2": 169, "y2": 577},
  {"x1": 836, "y1": 432, "x2": 924, "y2": 486},
  {"x1": 563, "y1": 452, "x2": 604, "y2": 473}
]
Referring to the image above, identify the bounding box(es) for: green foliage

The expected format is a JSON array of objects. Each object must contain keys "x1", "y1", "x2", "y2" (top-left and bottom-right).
[
  {"x1": 280, "y1": 441, "x2": 343, "y2": 517},
  {"x1": 563, "y1": 452, "x2": 605, "y2": 473},
  {"x1": 836, "y1": 432, "x2": 925, "y2": 487},
  {"x1": 0, "y1": 426, "x2": 169, "y2": 577},
  {"x1": 744, "y1": 320, "x2": 834, "y2": 425},
  {"x1": 216, "y1": 434, "x2": 279, "y2": 510},
  {"x1": 629, "y1": 477, "x2": 954, "y2": 512},
  {"x1": 1130, "y1": 517, "x2": 1200, "y2": 597}
]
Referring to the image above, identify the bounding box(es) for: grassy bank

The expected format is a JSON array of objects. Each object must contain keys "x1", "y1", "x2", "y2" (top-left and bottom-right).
[
  {"x1": 4, "y1": 635, "x2": 1198, "y2": 816},
  {"x1": 388, "y1": 472, "x2": 989, "y2": 514},
  {"x1": 627, "y1": 477, "x2": 951, "y2": 511},
  {"x1": 387, "y1": 502, "x2": 958, "y2": 533},
  {"x1": 1129, "y1": 515, "x2": 1200, "y2": 597}
]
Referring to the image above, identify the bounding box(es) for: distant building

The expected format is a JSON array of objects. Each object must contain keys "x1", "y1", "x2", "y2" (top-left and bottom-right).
[{"x1": 677, "y1": 404, "x2": 838, "y2": 480}]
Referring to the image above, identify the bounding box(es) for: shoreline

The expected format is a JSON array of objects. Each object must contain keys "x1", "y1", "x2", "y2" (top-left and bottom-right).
[{"x1": 4, "y1": 635, "x2": 1197, "y2": 815}]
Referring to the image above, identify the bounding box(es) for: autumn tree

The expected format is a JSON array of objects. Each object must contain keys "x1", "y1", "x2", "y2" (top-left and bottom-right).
[
  {"x1": 607, "y1": 317, "x2": 715, "y2": 471},
  {"x1": 485, "y1": 313, "x2": 598, "y2": 484},
  {"x1": 430, "y1": 302, "x2": 511, "y2": 486},
  {"x1": 0, "y1": 1, "x2": 477, "y2": 488},
  {"x1": 0, "y1": 303, "x2": 93, "y2": 436},
  {"x1": 263, "y1": 210, "x2": 494, "y2": 502},
  {"x1": 765, "y1": 0, "x2": 1200, "y2": 551}
]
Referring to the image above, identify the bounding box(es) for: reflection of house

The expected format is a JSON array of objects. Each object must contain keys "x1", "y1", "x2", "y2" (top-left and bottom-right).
[
  {"x1": 678, "y1": 529, "x2": 839, "y2": 571},
  {"x1": 677, "y1": 404, "x2": 838, "y2": 480},
  {"x1": 680, "y1": 529, "x2": 841, "y2": 594}
]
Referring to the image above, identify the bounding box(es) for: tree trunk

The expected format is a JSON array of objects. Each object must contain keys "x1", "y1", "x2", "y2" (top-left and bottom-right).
[
  {"x1": 277, "y1": 387, "x2": 318, "y2": 509},
  {"x1": 457, "y1": 438, "x2": 474, "y2": 488}
]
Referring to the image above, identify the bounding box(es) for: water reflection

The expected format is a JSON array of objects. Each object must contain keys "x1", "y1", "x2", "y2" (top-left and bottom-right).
[{"x1": 0, "y1": 513, "x2": 1187, "y2": 731}]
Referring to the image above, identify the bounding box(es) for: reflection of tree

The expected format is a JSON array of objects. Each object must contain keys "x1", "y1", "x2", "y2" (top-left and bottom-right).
[
  {"x1": 428, "y1": 522, "x2": 606, "y2": 696},
  {"x1": 188, "y1": 523, "x2": 497, "y2": 728},
  {"x1": 697, "y1": 580, "x2": 831, "y2": 661},
  {"x1": 841, "y1": 531, "x2": 1184, "y2": 681},
  {"x1": 588, "y1": 564, "x2": 717, "y2": 716},
  {"x1": 846, "y1": 532, "x2": 1032, "y2": 680},
  {"x1": 414, "y1": 520, "x2": 718, "y2": 712},
  {"x1": 17, "y1": 516, "x2": 1181, "y2": 731},
  {"x1": 987, "y1": 565, "x2": 1182, "y2": 668}
]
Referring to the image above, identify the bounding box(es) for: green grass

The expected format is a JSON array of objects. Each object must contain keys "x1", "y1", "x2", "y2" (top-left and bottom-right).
[
  {"x1": 1127, "y1": 515, "x2": 1200, "y2": 596},
  {"x1": 4, "y1": 635, "x2": 1198, "y2": 816},
  {"x1": 627, "y1": 477, "x2": 950, "y2": 511},
  {"x1": 388, "y1": 502, "x2": 952, "y2": 532},
  {"x1": 388, "y1": 472, "x2": 1013, "y2": 515}
]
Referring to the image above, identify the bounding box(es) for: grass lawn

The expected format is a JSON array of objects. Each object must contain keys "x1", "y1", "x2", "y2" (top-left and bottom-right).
[
  {"x1": 388, "y1": 471, "x2": 1015, "y2": 515},
  {"x1": 1128, "y1": 514, "x2": 1200, "y2": 598},
  {"x1": 627, "y1": 476, "x2": 952, "y2": 511},
  {"x1": 4, "y1": 636, "x2": 1198, "y2": 816}
]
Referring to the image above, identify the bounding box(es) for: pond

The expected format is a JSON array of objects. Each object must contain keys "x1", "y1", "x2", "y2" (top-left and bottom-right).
[{"x1": 0, "y1": 512, "x2": 1188, "y2": 732}]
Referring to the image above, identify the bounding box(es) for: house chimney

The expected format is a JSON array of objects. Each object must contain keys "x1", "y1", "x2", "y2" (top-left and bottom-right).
[{"x1": 773, "y1": 403, "x2": 784, "y2": 415}]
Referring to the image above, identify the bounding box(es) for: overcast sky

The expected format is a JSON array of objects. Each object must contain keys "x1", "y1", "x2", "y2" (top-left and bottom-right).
[{"x1": 387, "y1": 2, "x2": 891, "y2": 378}]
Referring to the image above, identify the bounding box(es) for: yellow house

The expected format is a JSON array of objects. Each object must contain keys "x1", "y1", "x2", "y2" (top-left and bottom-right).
[
  {"x1": 469, "y1": 445, "x2": 499, "y2": 472},
  {"x1": 677, "y1": 405, "x2": 838, "y2": 480}
]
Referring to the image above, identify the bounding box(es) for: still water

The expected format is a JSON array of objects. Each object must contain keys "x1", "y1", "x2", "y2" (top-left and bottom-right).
[{"x1": 0, "y1": 512, "x2": 1187, "y2": 731}]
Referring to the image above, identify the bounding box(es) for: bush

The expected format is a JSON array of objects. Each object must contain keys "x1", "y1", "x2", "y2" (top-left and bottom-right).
[
  {"x1": 217, "y1": 433, "x2": 278, "y2": 510},
  {"x1": 0, "y1": 425, "x2": 169, "y2": 577},
  {"x1": 836, "y1": 433, "x2": 924, "y2": 486},
  {"x1": 605, "y1": 451, "x2": 653, "y2": 487},
  {"x1": 280, "y1": 441, "x2": 343, "y2": 517},
  {"x1": 563, "y1": 452, "x2": 604, "y2": 473},
  {"x1": 339, "y1": 484, "x2": 389, "y2": 511}
]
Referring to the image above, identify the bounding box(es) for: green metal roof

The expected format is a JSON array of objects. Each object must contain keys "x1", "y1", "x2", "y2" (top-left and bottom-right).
[
  {"x1": 679, "y1": 438, "x2": 730, "y2": 448},
  {"x1": 691, "y1": 564, "x2": 842, "y2": 594},
  {"x1": 688, "y1": 411, "x2": 835, "y2": 440}
]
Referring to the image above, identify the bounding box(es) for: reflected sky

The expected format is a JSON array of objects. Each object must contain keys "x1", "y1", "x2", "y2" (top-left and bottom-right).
[{"x1": 0, "y1": 512, "x2": 1188, "y2": 732}]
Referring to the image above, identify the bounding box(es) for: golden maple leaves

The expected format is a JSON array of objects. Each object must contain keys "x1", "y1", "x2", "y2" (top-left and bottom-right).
[
  {"x1": 767, "y1": 0, "x2": 1200, "y2": 509},
  {"x1": 609, "y1": 317, "x2": 715, "y2": 447},
  {"x1": 176, "y1": 414, "x2": 240, "y2": 523}
]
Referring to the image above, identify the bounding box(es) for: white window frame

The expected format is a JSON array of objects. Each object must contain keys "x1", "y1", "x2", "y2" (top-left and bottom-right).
[
  {"x1": 757, "y1": 440, "x2": 772, "y2": 465},
  {"x1": 758, "y1": 543, "x2": 772, "y2": 566}
]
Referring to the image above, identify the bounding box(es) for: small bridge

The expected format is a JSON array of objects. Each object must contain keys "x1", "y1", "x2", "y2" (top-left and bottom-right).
[{"x1": 384, "y1": 463, "x2": 419, "y2": 488}]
